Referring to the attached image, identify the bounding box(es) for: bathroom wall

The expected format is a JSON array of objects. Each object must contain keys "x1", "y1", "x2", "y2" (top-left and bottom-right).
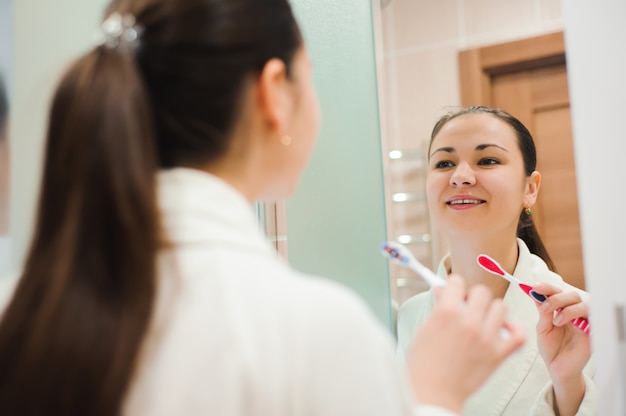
[
  {"x1": 380, "y1": 0, "x2": 566, "y2": 304},
  {"x1": 0, "y1": 0, "x2": 12, "y2": 83},
  {"x1": 0, "y1": 0, "x2": 12, "y2": 89}
]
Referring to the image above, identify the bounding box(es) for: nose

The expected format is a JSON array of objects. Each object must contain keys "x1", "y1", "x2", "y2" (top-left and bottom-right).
[{"x1": 450, "y1": 162, "x2": 476, "y2": 187}]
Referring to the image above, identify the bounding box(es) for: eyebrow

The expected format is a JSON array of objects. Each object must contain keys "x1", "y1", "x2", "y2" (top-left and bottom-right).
[{"x1": 430, "y1": 143, "x2": 508, "y2": 158}]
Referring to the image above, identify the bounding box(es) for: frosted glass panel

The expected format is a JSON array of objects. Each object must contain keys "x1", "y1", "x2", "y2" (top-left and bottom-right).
[
  {"x1": 0, "y1": 0, "x2": 13, "y2": 277},
  {"x1": 287, "y1": 0, "x2": 392, "y2": 328}
]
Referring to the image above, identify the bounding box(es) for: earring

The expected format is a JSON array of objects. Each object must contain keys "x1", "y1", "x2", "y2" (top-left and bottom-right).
[
  {"x1": 525, "y1": 207, "x2": 532, "y2": 216},
  {"x1": 280, "y1": 135, "x2": 292, "y2": 146}
]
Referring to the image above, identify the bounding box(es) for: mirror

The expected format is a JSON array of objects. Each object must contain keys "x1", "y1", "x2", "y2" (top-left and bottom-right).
[
  {"x1": 377, "y1": 3, "x2": 598, "y2": 413},
  {"x1": 377, "y1": 0, "x2": 585, "y2": 307}
]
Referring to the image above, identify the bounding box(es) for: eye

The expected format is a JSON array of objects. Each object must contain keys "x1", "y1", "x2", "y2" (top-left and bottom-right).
[
  {"x1": 433, "y1": 160, "x2": 454, "y2": 169},
  {"x1": 478, "y1": 157, "x2": 500, "y2": 166}
]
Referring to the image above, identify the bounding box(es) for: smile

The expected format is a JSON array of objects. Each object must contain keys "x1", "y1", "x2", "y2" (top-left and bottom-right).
[{"x1": 447, "y1": 199, "x2": 485, "y2": 205}]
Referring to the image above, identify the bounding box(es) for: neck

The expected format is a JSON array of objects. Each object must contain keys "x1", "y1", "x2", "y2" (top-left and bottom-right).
[
  {"x1": 446, "y1": 235, "x2": 520, "y2": 299},
  {"x1": 199, "y1": 138, "x2": 266, "y2": 204}
]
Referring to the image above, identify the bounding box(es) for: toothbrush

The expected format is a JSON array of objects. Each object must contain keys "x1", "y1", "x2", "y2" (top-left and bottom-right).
[
  {"x1": 477, "y1": 254, "x2": 590, "y2": 335},
  {"x1": 381, "y1": 241, "x2": 446, "y2": 288}
]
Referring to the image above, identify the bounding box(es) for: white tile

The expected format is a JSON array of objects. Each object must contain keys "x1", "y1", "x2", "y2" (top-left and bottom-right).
[
  {"x1": 540, "y1": 0, "x2": 563, "y2": 22},
  {"x1": 393, "y1": 47, "x2": 461, "y2": 152},
  {"x1": 391, "y1": 0, "x2": 459, "y2": 50},
  {"x1": 463, "y1": 0, "x2": 535, "y2": 39}
]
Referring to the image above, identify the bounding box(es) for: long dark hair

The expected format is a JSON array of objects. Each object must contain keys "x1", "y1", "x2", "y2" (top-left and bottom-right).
[
  {"x1": 0, "y1": 0, "x2": 302, "y2": 415},
  {"x1": 429, "y1": 105, "x2": 556, "y2": 271}
]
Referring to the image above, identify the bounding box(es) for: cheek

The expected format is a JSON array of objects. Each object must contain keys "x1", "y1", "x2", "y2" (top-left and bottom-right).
[
  {"x1": 301, "y1": 92, "x2": 320, "y2": 153},
  {"x1": 292, "y1": 92, "x2": 319, "y2": 165},
  {"x1": 308, "y1": 89, "x2": 321, "y2": 135},
  {"x1": 484, "y1": 175, "x2": 525, "y2": 206},
  {"x1": 425, "y1": 174, "x2": 445, "y2": 210},
  {"x1": 426, "y1": 172, "x2": 445, "y2": 196},
  {"x1": 294, "y1": 88, "x2": 320, "y2": 141}
]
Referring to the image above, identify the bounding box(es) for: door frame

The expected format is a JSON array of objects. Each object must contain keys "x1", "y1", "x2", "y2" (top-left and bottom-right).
[{"x1": 458, "y1": 31, "x2": 566, "y2": 105}]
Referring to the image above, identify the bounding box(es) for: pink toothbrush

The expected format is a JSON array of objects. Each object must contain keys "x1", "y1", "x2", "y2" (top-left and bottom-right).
[{"x1": 477, "y1": 254, "x2": 590, "y2": 335}]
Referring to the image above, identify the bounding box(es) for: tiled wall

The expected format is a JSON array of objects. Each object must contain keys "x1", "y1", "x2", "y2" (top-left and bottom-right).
[
  {"x1": 0, "y1": 0, "x2": 12, "y2": 89},
  {"x1": 380, "y1": 0, "x2": 564, "y2": 304}
]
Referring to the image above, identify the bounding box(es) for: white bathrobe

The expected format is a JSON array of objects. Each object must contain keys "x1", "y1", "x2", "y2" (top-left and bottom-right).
[{"x1": 1, "y1": 167, "x2": 457, "y2": 416}]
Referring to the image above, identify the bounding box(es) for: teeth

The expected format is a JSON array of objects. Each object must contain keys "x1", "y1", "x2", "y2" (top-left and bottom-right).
[{"x1": 448, "y1": 199, "x2": 482, "y2": 205}]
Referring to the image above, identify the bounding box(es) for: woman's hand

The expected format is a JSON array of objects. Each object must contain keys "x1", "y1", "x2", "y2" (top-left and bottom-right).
[
  {"x1": 406, "y1": 274, "x2": 526, "y2": 413},
  {"x1": 533, "y1": 282, "x2": 591, "y2": 416}
]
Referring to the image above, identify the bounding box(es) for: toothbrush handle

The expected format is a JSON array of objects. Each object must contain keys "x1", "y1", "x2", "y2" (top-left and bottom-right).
[
  {"x1": 529, "y1": 287, "x2": 590, "y2": 335},
  {"x1": 570, "y1": 316, "x2": 591, "y2": 335},
  {"x1": 551, "y1": 305, "x2": 591, "y2": 335}
]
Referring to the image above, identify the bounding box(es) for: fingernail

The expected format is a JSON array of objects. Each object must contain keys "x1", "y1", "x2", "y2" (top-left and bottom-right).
[{"x1": 554, "y1": 314, "x2": 564, "y2": 325}]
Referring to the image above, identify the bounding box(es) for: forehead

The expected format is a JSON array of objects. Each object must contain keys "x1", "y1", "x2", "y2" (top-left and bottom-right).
[{"x1": 432, "y1": 113, "x2": 518, "y2": 148}]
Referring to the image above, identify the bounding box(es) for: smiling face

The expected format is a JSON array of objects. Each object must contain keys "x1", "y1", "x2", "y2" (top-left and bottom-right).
[{"x1": 426, "y1": 112, "x2": 540, "y2": 240}]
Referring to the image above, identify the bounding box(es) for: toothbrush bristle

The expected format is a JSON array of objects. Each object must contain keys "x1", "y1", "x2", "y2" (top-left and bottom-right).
[
  {"x1": 381, "y1": 241, "x2": 447, "y2": 288},
  {"x1": 381, "y1": 242, "x2": 409, "y2": 264}
]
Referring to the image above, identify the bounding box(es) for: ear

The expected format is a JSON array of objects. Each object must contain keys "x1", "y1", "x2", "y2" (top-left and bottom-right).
[
  {"x1": 523, "y1": 170, "x2": 541, "y2": 207},
  {"x1": 257, "y1": 58, "x2": 289, "y2": 134}
]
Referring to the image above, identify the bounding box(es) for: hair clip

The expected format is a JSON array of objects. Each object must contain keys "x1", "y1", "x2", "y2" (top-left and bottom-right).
[{"x1": 100, "y1": 12, "x2": 143, "y2": 54}]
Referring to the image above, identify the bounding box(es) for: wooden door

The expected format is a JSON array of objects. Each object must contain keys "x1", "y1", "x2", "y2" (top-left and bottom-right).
[{"x1": 458, "y1": 32, "x2": 585, "y2": 290}]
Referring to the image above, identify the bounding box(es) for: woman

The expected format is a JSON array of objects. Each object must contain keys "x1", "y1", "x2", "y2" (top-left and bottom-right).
[
  {"x1": 397, "y1": 106, "x2": 595, "y2": 415},
  {"x1": 0, "y1": 2, "x2": 524, "y2": 415}
]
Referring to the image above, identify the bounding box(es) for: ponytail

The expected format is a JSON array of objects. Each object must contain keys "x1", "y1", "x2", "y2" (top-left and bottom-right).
[
  {"x1": 517, "y1": 210, "x2": 556, "y2": 272},
  {"x1": 0, "y1": 46, "x2": 159, "y2": 415}
]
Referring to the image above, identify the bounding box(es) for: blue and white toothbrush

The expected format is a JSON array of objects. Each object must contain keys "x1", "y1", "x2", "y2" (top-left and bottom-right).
[{"x1": 380, "y1": 241, "x2": 446, "y2": 288}]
